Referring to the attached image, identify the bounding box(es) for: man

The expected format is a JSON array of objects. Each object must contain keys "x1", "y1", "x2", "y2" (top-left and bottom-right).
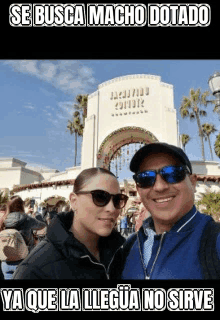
[{"x1": 113, "y1": 142, "x2": 220, "y2": 279}]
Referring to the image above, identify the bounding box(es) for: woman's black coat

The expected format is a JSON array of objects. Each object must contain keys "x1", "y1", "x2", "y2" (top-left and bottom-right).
[{"x1": 13, "y1": 211, "x2": 125, "y2": 279}]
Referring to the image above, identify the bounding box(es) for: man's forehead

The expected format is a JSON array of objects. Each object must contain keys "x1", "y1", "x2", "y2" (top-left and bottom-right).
[{"x1": 139, "y1": 152, "x2": 182, "y2": 170}]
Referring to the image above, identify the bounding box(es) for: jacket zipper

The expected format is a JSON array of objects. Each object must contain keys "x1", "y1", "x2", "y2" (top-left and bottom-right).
[
  {"x1": 137, "y1": 209, "x2": 197, "y2": 279},
  {"x1": 81, "y1": 245, "x2": 122, "y2": 280},
  {"x1": 138, "y1": 232, "x2": 166, "y2": 279},
  {"x1": 81, "y1": 254, "x2": 110, "y2": 279},
  {"x1": 106, "y1": 244, "x2": 124, "y2": 277}
]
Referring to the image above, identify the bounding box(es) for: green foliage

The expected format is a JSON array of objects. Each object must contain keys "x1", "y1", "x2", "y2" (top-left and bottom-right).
[
  {"x1": 179, "y1": 88, "x2": 211, "y2": 161},
  {"x1": 0, "y1": 191, "x2": 9, "y2": 210},
  {"x1": 181, "y1": 134, "x2": 191, "y2": 151},
  {"x1": 197, "y1": 191, "x2": 220, "y2": 221},
  {"x1": 214, "y1": 133, "x2": 220, "y2": 158},
  {"x1": 202, "y1": 123, "x2": 217, "y2": 160}
]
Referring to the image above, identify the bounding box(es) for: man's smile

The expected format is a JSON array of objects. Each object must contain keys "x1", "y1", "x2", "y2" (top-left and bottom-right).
[{"x1": 153, "y1": 196, "x2": 175, "y2": 203}]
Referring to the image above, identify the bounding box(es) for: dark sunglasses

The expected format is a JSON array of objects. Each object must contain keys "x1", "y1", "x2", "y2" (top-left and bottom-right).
[
  {"x1": 133, "y1": 165, "x2": 190, "y2": 188},
  {"x1": 75, "y1": 189, "x2": 129, "y2": 209}
]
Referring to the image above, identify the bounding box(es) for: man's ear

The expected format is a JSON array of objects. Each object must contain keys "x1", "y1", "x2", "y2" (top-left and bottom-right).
[
  {"x1": 69, "y1": 192, "x2": 77, "y2": 211},
  {"x1": 189, "y1": 174, "x2": 197, "y2": 192}
]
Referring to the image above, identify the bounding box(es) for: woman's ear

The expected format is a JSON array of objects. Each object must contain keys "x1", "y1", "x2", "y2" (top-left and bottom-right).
[{"x1": 69, "y1": 192, "x2": 77, "y2": 211}]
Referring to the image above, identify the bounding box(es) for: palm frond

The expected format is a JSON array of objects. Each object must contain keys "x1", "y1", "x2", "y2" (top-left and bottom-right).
[
  {"x1": 179, "y1": 106, "x2": 189, "y2": 118},
  {"x1": 189, "y1": 113, "x2": 196, "y2": 120},
  {"x1": 180, "y1": 96, "x2": 191, "y2": 109},
  {"x1": 199, "y1": 110, "x2": 207, "y2": 117}
]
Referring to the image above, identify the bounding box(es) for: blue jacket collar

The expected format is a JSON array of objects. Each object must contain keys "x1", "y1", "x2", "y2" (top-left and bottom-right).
[{"x1": 142, "y1": 205, "x2": 198, "y2": 235}]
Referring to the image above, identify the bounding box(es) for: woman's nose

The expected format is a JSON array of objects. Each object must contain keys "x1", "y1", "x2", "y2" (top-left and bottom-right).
[{"x1": 105, "y1": 197, "x2": 116, "y2": 211}]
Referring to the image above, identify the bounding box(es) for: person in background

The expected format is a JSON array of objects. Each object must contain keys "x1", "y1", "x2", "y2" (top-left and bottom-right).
[
  {"x1": 24, "y1": 200, "x2": 34, "y2": 216},
  {"x1": 41, "y1": 207, "x2": 48, "y2": 222},
  {"x1": 0, "y1": 204, "x2": 6, "y2": 279},
  {"x1": 120, "y1": 212, "x2": 128, "y2": 237},
  {"x1": 129, "y1": 213, "x2": 136, "y2": 233},
  {"x1": 45, "y1": 207, "x2": 58, "y2": 225},
  {"x1": 135, "y1": 204, "x2": 150, "y2": 231},
  {"x1": 0, "y1": 196, "x2": 46, "y2": 279},
  {"x1": 31, "y1": 204, "x2": 47, "y2": 245},
  {"x1": 13, "y1": 167, "x2": 128, "y2": 279}
]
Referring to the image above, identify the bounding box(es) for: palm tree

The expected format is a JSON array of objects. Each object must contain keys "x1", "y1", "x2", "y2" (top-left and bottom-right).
[
  {"x1": 66, "y1": 94, "x2": 88, "y2": 167},
  {"x1": 180, "y1": 134, "x2": 191, "y2": 151},
  {"x1": 214, "y1": 133, "x2": 220, "y2": 159},
  {"x1": 74, "y1": 94, "x2": 88, "y2": 127},
  {"x1": 67, "y1": 111, "x2": 84, "y2": 166},
  {"x1": 202, "y1": 123, "x2": 217, "y2": 160},
  {"x1": 179, "y1": 88, "x2": 210, "y2": 161},
  {"x1": 197, "y1": 191, "x2": 220, "y2": 221}
]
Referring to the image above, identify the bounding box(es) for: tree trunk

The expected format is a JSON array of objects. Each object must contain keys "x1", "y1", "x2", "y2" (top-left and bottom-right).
[
  {"x1": 195, "y1": 112, "x2": 205, "y2": 161},
  {"x1": 208, "y1": 136, "x2": 214, "y2": 161},
  {"x1": 74, "y1": 131, "x2": 77, "y2": 166}
]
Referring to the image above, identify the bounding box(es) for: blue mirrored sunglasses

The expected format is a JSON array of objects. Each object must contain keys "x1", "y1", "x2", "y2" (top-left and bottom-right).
[{"x1": 133, "y1": 165, "x2": 190, "y2": 188}]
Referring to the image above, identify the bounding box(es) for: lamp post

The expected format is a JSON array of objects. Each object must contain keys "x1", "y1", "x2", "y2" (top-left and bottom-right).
[{"x1": 208, "y1": 72, "x2": 220, "y2": 112}]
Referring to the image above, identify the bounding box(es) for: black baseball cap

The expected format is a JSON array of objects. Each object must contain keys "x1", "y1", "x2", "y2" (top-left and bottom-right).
[{"x1": 130, "y1": 143, "x2": 192, "y2": 174}]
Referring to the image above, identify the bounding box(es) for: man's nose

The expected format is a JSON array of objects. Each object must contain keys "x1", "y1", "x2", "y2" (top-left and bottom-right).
[{"x1": 152, "y1": 173, "x2": 169, "y2": 192}]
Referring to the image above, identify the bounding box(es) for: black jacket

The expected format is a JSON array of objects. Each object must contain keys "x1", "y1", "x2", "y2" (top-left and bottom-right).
[
  {"x1": 4, "y1": 211, "x2": 46, "y2": 250},
  {"x1": 13, "y1": 211, "x2": 125, "y2": 280}
]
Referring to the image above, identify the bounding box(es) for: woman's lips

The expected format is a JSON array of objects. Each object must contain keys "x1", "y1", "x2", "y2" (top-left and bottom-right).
[{"x1": 98, "y1": 218, "x2": 114, "y2": 223}]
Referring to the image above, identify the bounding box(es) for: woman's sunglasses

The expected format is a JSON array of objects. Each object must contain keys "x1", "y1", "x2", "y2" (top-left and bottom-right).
[
  {"x1": 133, "y1": 165, "x2": 190, "y2": 188},
  {"x1": 75, "y1": 189, "x2": 129, "y2": 209}
]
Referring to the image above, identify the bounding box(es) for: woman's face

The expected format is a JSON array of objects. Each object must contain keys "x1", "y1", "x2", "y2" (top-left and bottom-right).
[{"x1": 70, "y1": 174, "x2": 121, "y2": 238}]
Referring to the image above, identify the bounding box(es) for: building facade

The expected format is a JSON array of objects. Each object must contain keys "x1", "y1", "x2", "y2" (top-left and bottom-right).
[
  {"x1": 81, "y1": 74, "x2": 178, "y2": 169},
  {"x1": 1, "y1": 74, "x2": 220, "y2": 215}
]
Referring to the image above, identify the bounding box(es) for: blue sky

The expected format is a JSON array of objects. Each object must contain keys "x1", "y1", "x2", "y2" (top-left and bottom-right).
[{"x1": 0, "y1": 59, "x2": 220, "y2": 181}]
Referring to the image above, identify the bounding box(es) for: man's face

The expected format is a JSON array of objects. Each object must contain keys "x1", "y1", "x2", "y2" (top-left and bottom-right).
[{"x1": 136, "y1": 152, "x2": 197, "y2": 233}]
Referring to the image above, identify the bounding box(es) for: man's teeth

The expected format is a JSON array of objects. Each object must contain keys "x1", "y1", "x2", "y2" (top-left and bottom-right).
[{"x1": 155, "y1": 197, "x2": 173, "y2": 203}]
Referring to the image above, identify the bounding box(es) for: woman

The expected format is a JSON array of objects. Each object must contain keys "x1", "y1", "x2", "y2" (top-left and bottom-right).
[
  {"x1": 13, "y1": 167, "x2": 128, "y2": 279},
  {"x1": 0, "y1": 196, "x2": 46, "y2": 279}
]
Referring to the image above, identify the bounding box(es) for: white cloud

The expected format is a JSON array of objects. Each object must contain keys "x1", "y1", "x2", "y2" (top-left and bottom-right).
[
  {"x1": 56, "y1": 113, "x2": 67, "y2": 120},
  {"x1": 44, "y1": 111, "x2": 52, "y2": 116},
  {"x1": 78, "y1": 66, "x2": 93, "y2": 78},
  {"x1": 4, "y1": 60, "x2": 38, "y2": 76},
  {"x1": 23, "y1": 103, "x2": 35, "y2": 110},
  {"x1": 3, "y1": 60, "x2": 97, "y2": 96},
  {"x1": 57, "y1": 101, "x2": 74, "y2": 117},
  {"x1": 39, "y1": 61, "x2": 57, "y2": 80}
]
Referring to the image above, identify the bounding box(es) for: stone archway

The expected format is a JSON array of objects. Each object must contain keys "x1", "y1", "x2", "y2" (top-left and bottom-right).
[{"x1": 97, "y1": 126, "x2": 159, "y2": 169}]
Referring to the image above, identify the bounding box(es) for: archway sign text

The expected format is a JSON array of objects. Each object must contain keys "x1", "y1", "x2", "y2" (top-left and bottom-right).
[{"x1": 9, "y1": 4, "x2": 211, "y2": 27}]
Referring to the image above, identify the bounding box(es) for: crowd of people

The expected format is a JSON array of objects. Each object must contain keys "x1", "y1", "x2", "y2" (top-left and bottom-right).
[
  {"x1": 0, "y1": 142, "x2": 219, "y2": 280},
  {"x1": 0, "y1": 174, "x2": 146, "y2": 279},
  {"x1": 0, "y1": 191, "x2": 135, "y2": 279},
  {"x1": 0, "y1": 197, "x2": 49, "y2": 279}
]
